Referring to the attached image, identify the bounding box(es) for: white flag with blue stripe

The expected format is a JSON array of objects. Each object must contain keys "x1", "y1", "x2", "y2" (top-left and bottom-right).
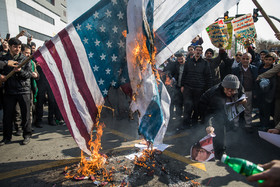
[
  {"x1": 127, "y1": 0, "x2": 240, "y2": 145},
  {"x1": 153, "y1": 0, "x2": 240, "y2": 67}
]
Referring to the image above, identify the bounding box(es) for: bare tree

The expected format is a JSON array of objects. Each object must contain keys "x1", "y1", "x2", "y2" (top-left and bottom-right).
[{"x1": 255, "y1": 38, "x2": 280, "y2": 52}]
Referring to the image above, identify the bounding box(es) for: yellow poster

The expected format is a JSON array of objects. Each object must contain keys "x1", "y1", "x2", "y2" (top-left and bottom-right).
[
  {"x1": 224, "y1": 18, "x2": 233, "y2": 50},
  {"x1": 207, "y1": 23, "x2": 229, "y2": 48}
]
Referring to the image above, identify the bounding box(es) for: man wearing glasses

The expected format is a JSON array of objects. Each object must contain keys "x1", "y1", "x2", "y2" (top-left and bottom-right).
[
  {"x1": 232, "y1": 52, "x2": 243, "y2": 69},
  {"x1": 199, "y1": 74, "x2": 246, "y2": 159}
]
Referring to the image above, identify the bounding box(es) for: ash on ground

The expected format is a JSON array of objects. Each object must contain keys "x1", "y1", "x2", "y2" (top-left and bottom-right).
[
  {"x1": 6, "y1": 148, "x2": 200, "y2": 187},
  {"x1": 61, "y1": 148, "x2": 199, "y2": 186}
]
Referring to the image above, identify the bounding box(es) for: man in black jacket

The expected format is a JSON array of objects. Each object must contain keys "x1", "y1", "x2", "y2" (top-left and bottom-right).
[
  {"x1": 0, "y1": 38, "x2": 32, "y2": 145},
  {"x1": 181, "y1": 45, "x2": 212, "y2": 126},
  {"x1": 204, "y1": 48, "x2": 227, "y2": 86},
  {"x1": 199, "y1": 74, "x2": 246, "y2": 159}
]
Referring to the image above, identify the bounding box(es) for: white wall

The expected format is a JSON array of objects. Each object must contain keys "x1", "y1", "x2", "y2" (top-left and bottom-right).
[
  {"x1": 3, "y1": 0, "x2": 67, "y2": 47},
  {"x1": 0, "y1": 0, "x2": 9, "y2": 39}
]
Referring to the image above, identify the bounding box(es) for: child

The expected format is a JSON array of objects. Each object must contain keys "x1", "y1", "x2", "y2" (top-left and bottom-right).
[{"x1": 257, "y1": 53, "x2": 276, "y2": 131}]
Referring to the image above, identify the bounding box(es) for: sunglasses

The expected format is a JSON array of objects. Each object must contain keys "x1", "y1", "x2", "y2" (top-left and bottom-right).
[{"x1": 236, "y1": 54, "x2": 242, "y2": 56}]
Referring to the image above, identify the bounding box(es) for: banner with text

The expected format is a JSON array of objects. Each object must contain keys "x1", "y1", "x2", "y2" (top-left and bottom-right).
[
  {"x1": 207, "y1": 22, "x2": 229, "y2": 48},
  {"x1": 232, "y1": 14, "x2": 256, "y2": 46},
  {"x1": 224, "y1": 18, "x2": 234, "y2": 50}
]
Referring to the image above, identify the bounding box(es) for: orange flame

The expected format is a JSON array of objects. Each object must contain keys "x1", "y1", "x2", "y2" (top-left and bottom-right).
[
  {"x1": 132, "y1": 33, "x2": 157, "y2": 73},
  {"x1": 64, "y1": 106, "x2": 113, "y2": 182},
  {"x1": 122, "y1": 30, "x2": 127, "y2": 38}
]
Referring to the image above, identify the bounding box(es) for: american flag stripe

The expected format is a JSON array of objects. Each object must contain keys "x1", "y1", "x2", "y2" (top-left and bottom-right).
[
  {"x1": 65, "y1": 25, "x2": 104, "y2": 107},
  {"x1": 36, "y1": 32, "x2": 108, "y2": 154},
  {"x1": 57, "y1": 29, "x2": 98, "y2": 124},
  {"x1": 35, "y1": 48, "x2": 91, "y2": 154},
  {"x1": 42, "y1": 40, "x2": 92, "y2": 139},
  {"x1": 45, "y1": 37, "x2": 93, "y2": 134}
]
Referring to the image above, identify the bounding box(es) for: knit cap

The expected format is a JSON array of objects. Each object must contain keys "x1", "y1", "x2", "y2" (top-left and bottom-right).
[{"x1": 221, "y1": 74, "x2": 240, "y2": 89}]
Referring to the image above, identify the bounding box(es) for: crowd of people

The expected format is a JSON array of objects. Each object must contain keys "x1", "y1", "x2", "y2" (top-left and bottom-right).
[
  {"x1": 158, "y1": 34, "x2": 280, "y2": 157},
  {"x1": 158, "y1": 34, "x2": 280, "y2": 185},
  {"x1": 0, "y1": 31, "x2": 65, "y2": 146},
  {"x1": 1, "y1": 30, "x2": 280, "y2": 186}
]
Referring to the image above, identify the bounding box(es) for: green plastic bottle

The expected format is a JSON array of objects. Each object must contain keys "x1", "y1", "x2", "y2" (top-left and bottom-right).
[{"x1": 221, "y1": 154, "x2": 264, "y2": 183}]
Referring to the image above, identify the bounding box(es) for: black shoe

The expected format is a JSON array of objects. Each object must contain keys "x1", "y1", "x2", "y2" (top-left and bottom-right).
[
  {"x1": 14, "y1": 130, "x2": 23, "y2": 136},
  {"x1": 0, "y1": 139, "x2": 11, "y2": 146},
  {"x1": 245, "y1": 126, "x2": 254, "y2": 133},
  {"x1": 58, "y1": 120, "x2": 66, "y2": 126},
  {"x1": 35, "y1": 124, "x2": 43, "y2": 128},
  {"x1": 22, "y1": 137, "x2": 30, "y2": 145},
  {"x1": 34, "y1": 120, "x2": 43, "y2": 128},
  {"x1": 48, "y1": 120, "x2": 57, "y2": 126},
  {"x1": 258, "y1": 126, "x2": 268, "y2": 132}
]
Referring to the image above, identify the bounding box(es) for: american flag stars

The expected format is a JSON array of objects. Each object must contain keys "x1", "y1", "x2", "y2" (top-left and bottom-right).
[
  {"x1": 105, "y1": 68, "x2": 111, "y2": 74},
  {"x1": 99, "y1": 25, "x2": 106, "y2": 32},
  {"x1": 93, "y1": 11, "x2": 99, "y2": 19},
  {"x1": 83, "y1": 38, "x2": 88, "y2": 44},
  {"x1": 103, "y1": 89, "x2": 108, "y2": 95},
  {"x1": 111, "y1": 0, "x2": 117, "y2": 5},
  {"x1": 73, "y1": 0, "x2": 129, "y2": 97},
  {"x1": 112, "y1": 26, "x2": 118, "y2": 33},
  {"x1": 117, "y1": 11, "x2": 124, "y2": 19},
  {"x1": 94, "y1": 39, "x2": 100, "y2": 46},
  {"x1": 76, "y1": 24, "x2": 82, "y2": 30},
  {"x1": 111, "y1": 80, "x2": 117, "y2": 86},
  {"x1": 106, "y1": 41, "x2": 112, "y2": 48},
  {"x1": 88, "y1": 52, "x2": 94, "y2": 58},
  {"x1": 100, "y1": 53, "x2": 106, "y2": 60},
  {"x1": 111, "y1": 54, "x2": 117, "y2": 62},
  {"x1": 105, "y1": 9, "x2": 112, "y2": 17},
  {"x1": 118, "y1": 40, "x2": 124, "y2": 48},
  {"x1": 98, "y1": 79, "x2": 104, "y2": 85},
  {"x1": 93, "y1": 65, "x2": 99, "y2": 72},
  {"x1": 86, "y1": 23, "x2": 92, "y2": 30}
]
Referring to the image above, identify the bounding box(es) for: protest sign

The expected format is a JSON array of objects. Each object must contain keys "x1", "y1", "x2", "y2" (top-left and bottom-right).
[
  {"x1": 206, "y1": 22, "x2": 229, "y2": 48},
  {"x1": 224, "y1": 18, "x2": 234, "y2": 50},
  {"x1": 190, "y1": 126, "x2": 215, "y2": 162},
  {"x1": 232, "y1": 14, "x2": 256, "y2": 46}
]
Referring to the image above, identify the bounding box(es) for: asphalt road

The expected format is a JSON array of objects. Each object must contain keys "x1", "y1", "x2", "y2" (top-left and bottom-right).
[{"x1": 0, "y1": 102, "x2": 279, "y2": 186}]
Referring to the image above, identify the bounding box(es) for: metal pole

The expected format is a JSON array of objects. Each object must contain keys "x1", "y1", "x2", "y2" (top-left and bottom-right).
[{"x1": 235, "y1": 3, "x2": 239, "y2": 54}]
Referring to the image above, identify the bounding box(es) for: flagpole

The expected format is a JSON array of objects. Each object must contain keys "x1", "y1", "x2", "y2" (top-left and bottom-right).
[
  {"x1": 0, "y1": 54, "x2": 34, "y2": 85},
  {"x1": 252, "y1": 0, "x2": 279, "y2": 34}
]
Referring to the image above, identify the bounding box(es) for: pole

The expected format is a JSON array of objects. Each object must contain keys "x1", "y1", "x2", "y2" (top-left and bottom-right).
[
  {"x1": 252, "y1": 0, "x2": 279, "y2": 33},
  {"x1": 235, "y1": 3, "x2": 239, "y2": 54},
  {"x1": 0, "y1": 54, "x2": 33, "y2": 85}
]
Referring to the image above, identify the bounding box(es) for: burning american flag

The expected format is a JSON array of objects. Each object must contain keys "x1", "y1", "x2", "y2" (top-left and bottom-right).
[{"x1": 34, "y1": 0, "x2": 240, "y2": 154}]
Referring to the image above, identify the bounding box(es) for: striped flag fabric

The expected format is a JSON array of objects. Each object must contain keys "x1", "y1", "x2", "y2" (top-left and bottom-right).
[
  {"x1": 34, "y1": 0, "x2": 130, "y2": 155},
  {"x1": 153, "y1": 0, "x2": 240, "y2": 67},
  {"x1": 34, "y1": 0, "x2": 240, "y2": 154}
]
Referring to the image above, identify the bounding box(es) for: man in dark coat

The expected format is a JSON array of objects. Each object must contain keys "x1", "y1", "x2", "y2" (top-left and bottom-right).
[
  {"x1": 199, "y1": 74, "x2": 246, "y2": 159},
  {"x1": 181, "y1": 45, "x2": 212, "y2": 126},
  {"x1": 0, "y1": 38, "x2": 32, "y2": 145},
  {"x1": 232, "y1": 53, "x2": 258, "y2": 133}
]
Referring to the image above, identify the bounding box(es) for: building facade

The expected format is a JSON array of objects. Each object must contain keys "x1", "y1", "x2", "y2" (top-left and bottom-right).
[{"x1": 0, "y1": 0, "x2": 67, "y2": 46}]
